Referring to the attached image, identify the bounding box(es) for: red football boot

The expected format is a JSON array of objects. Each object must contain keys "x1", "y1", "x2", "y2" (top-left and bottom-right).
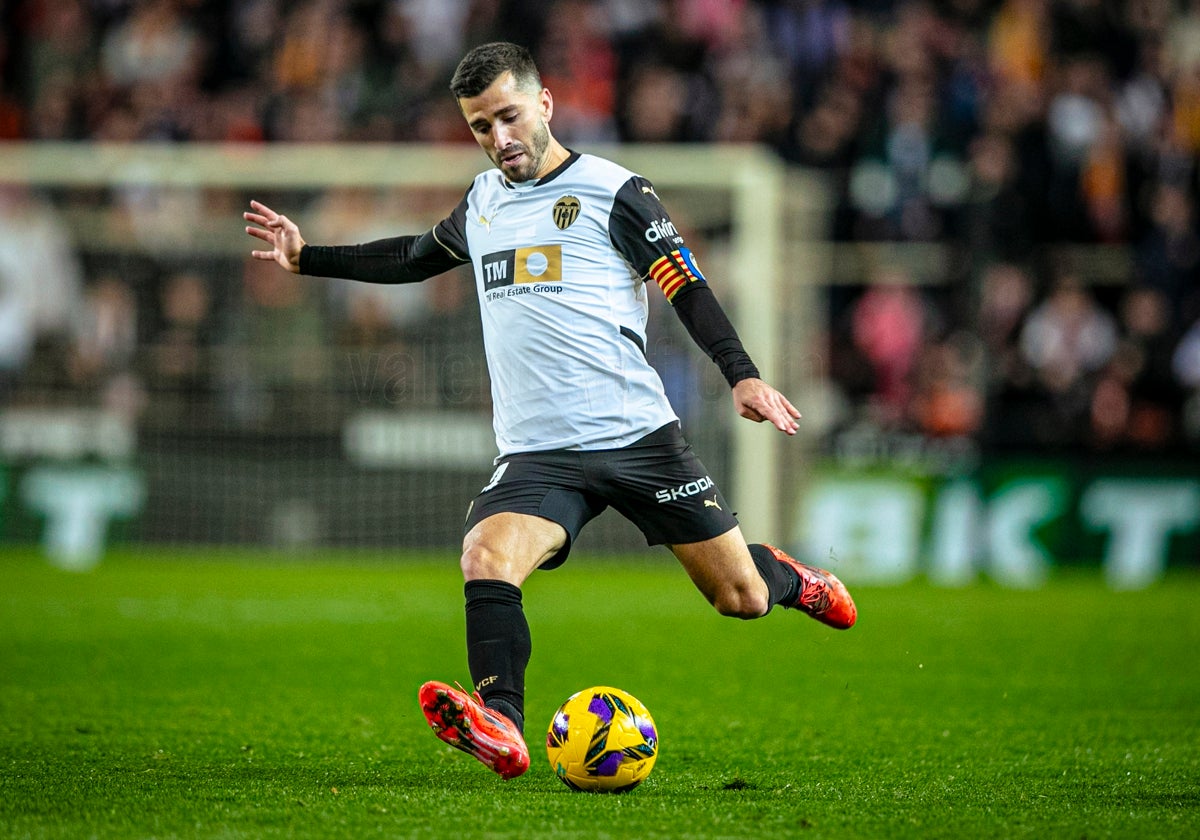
[
  {"x1": 764, "y1": 544, "x2": 857, "y2": 629},
  {"x1": 418, "y1": 681, "x2": 530, "y2": 779}
]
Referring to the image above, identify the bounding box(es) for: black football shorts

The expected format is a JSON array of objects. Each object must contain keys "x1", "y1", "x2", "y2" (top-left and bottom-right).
[{"x1": 464, "y1": 422, "x2": 739, "y2": 569}]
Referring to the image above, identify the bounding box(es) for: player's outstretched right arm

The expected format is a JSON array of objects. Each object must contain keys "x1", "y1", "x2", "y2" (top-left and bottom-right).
[
  {"x1": 243, "y1": 195, "x2": 471, "y2": 285},
  {"x1": 244, "y1": 200, "x2": 305, "y2": 274}
]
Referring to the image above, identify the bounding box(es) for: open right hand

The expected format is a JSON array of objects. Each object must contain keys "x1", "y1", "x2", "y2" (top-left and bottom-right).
[{"x1": 244, "y1": 200, "x2": 305, "y2": 273}]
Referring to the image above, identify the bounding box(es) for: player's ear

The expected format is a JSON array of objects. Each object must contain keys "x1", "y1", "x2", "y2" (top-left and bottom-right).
[{"x1": 540, "y1": 88, "x2": 553, "y2": 123}]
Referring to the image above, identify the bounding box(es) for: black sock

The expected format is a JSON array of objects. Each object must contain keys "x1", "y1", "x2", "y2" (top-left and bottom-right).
[
  {"x1": 748, "y1": 544, "x2": 799, "y2": 612},
  {"x1": 464, "y1": 579, "x2": 530, "y2": 734}
]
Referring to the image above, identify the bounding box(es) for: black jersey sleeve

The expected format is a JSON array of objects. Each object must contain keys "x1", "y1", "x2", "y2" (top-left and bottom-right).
[
  {"x1": 672, "y1": 287, "x2": 761, "y2": 387},
  {"x1": 608, "y1": 176, "x2": 704, "y2": 301},
  {"x1": 608, "y1": 176, "x2": 760, "y2": 387},
  {"x1": 298, "y1": 191, "x2": 471, "y2": 284}
]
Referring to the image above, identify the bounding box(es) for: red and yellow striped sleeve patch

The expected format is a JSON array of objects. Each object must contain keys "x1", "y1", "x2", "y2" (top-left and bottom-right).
[{"x1": 649, "y1": 247, "x2": 707, "y2": 302}]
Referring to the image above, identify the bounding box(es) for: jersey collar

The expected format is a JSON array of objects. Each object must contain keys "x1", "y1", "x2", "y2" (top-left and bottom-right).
[{"x1": 503, "y1": 150, "x2": 581, "y2": 190}]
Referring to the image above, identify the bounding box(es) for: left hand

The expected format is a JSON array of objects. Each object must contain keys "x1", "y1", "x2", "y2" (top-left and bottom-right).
[{"x1": 731, "y1": 378, "x2": 801, "y2": 436}]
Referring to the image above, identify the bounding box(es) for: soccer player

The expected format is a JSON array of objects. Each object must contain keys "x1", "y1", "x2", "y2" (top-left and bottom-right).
[{"x1": 244, "y1": 41, "x2": 856, "y2": 781}]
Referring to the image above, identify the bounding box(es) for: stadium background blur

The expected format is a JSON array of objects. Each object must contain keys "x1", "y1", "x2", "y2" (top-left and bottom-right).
[{"x1": 0, "y1": 0, "x2": 1197, "y2": 582}]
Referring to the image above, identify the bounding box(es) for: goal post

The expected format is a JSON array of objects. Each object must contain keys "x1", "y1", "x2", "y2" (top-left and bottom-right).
[{"x1": 0, "y1": 142, "x2": 821, "y2": 551}]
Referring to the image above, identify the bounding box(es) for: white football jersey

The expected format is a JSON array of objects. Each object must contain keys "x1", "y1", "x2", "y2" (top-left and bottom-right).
[{"x1": 430, "y1": 152, "x2": 709, "y2": 456}]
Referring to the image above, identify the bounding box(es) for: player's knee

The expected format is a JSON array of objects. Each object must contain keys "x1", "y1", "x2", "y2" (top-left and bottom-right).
[
  {"x1": 460, "y1": 543, "x2": 504, "y2": 580},
  {"x1": 711, "y1": 583, "x2": 769, "y2": 620}
]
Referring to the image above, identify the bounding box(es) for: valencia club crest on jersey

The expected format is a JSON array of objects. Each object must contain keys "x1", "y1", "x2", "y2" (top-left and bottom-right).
[{"x1": 553, "y1": 195, "x2": 581, "y2": 230}]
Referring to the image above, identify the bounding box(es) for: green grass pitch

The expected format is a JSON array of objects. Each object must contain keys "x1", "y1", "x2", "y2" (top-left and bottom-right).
[{"x1": 1, "y1": 548, "x2": 1197, "y2": 839}]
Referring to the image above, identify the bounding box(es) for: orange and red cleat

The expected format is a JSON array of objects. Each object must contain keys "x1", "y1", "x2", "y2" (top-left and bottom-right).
[
  {"x1": 418, "y1": 680, "x2": 530, "y2": 779},
  {"x1": 764, "y1": 544, "x2": 857, "y2": 629}
]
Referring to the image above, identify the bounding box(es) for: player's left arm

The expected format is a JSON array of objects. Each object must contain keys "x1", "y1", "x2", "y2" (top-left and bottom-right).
[{"x1": 608, "y1": 178, "x2": 801, "y2": 435}]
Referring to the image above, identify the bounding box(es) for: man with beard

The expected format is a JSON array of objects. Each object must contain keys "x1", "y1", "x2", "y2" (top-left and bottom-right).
[{"x1": 244, "y1": 41, "x2": 856, "y2": 780}]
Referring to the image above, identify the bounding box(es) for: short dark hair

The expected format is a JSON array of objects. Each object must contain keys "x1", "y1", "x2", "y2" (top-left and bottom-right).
[{"x1": 450, "y1": 42, "x2": 542, "y2": 99}]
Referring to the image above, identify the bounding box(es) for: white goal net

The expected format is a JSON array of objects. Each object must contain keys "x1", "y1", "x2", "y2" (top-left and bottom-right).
[{"x1": 0, "y1": 142, "x2": 825, "y2": 559}]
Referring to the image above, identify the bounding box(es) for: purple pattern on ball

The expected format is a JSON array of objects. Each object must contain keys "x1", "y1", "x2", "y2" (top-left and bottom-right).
[
  {"x1": 588, "y1": 694, "x2": 613, "y2": 724},
  {"x1": 596, "y1": 752, "x2": 623, "y2": 776},
  {"x1": 638, "y1": 719, "x2": 657, "y2": 743},
  {"x1": 552, "y1": 711, "x2": 570, "y2": 738}
]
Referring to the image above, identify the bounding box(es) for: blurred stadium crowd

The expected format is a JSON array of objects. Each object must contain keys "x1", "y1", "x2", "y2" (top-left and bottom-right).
[{"x1": 0, "y1": 0, "x2": 1198, "y2": 455}]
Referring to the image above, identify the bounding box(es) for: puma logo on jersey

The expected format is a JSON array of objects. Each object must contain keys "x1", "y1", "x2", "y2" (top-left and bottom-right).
[
  {"x1": 704, "y1": 497, "x2": 722, "y2": 510},
  {"x1": 644, "y1": 217, "x2": 680, "y2": 243}
]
